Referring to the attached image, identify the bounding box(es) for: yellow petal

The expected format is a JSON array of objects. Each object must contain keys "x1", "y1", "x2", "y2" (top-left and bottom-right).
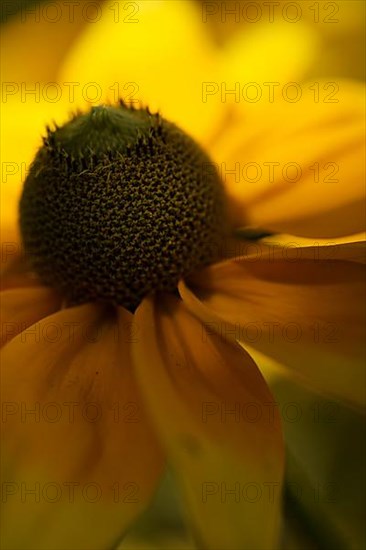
[
  {"x1": 0, "y1": 287, "x2": 61, "y2": 347},
  {"x1": 219, "y1": 19, "x2": 317, "y2": 86},
  {"x1": 0, "y1": 1, "x2": 93, "y2": 82},
  {"x1": 179, "y1": 241, "x2": 366, "y2": 408},
  {"x1": 212, "y1": 79, "x2": 365, "y2": 237},
  {"x1": 59, "y1": 0, "x2": 221, "y2": 142},
  {"x1": 203, "y1": 18, "x2": 318, "y2": 153},
  {"x1": 1, "y1": 303, "x2": 164, "y2": 549},
  {"x1": 132, "y1": 294, "x2": 284, "y2": 550},
  {"x1": 1, "y1": 97, "x2": 71, "y2": 239},
  {"x1": 304, "y1": 0, "x2": 366, "y2": 81}
]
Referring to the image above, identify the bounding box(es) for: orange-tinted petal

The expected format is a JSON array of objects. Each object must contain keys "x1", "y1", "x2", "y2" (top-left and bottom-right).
[
  {"x1": 132, "y1": 294, "x2": 284, "y2": 550},
  {"x1": 0, "y1": 252, "x2": 42, "y2": 291},
  {"x1": 259, "y1": 234, "x2": 366, "y2": 264},
  {"x1": 1, "y1": 303, "x2": 164, "y2": 549},
  {"x1": 179, "y1": 242, "x2": 366, "y2": 408},
  {"x1": 0, "y1": 287, "x2": 61, "y2": 347}
]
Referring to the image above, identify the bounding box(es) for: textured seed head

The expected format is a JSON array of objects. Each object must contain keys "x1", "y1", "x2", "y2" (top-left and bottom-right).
[{"x1": 20, "y1": 103, "x2": 228, "y2": 311}]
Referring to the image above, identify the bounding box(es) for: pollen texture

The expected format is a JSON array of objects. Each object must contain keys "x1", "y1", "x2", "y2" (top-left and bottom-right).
[{"x1": 20, "y1": 104, "x2": 228, "y2": 310}]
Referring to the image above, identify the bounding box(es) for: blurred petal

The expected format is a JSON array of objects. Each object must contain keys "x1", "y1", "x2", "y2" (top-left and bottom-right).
[
  {"x1": 0, "y1": 253, "x2": 41, "y2": 291},
  {"x1": 133, "y1": 294, "x2": 284, "y2": 550},
  {"x1": 219, "y1": 19, "x2": 318, "y2": 86},
  {"x1": 59, "y1": 0, "x2": 221, "y2": 142},
  {"x1": 0, "y1": 287, "x2": 61, "y2": 347},
  {"x1": 259, "y1": 234, "x2": 366, "y2": 263},
  {"x1": 1, "y1": 98, "x2": 71, "y2": 241},
  {"x1": 0, "y1": 0, "x2": 96, "y2": 82},
  {"x1": 303, "y1": 0, "x2": 366, "y2": 81},
  {"x1": 1, "y1": 304, "x2": 163, "y2": 549},
  {"x1": 222, "y1": 236, "x2": 366, "y2": 264},
  {"x1": 212, "y1": 80, "x2": 365, "y2": 237},
  {"x1": 179, "y1": 242, "x2": 366, "y2": 408},
  {"x1": 0, "y1": 224, "x2": 22, "y2": 279},
  {"x1": 258, "y1": 238, "x2": 366, "y2": 264}
]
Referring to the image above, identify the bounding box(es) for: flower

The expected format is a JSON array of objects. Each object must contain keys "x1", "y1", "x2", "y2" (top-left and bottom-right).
[{"x1": 1, "y1": 2, "x2": 365, "y2": 549}]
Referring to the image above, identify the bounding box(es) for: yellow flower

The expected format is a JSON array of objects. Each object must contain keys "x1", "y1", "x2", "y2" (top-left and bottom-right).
[{"x1": 1, "y1": 2, "x2": 365, "y2": 549}]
